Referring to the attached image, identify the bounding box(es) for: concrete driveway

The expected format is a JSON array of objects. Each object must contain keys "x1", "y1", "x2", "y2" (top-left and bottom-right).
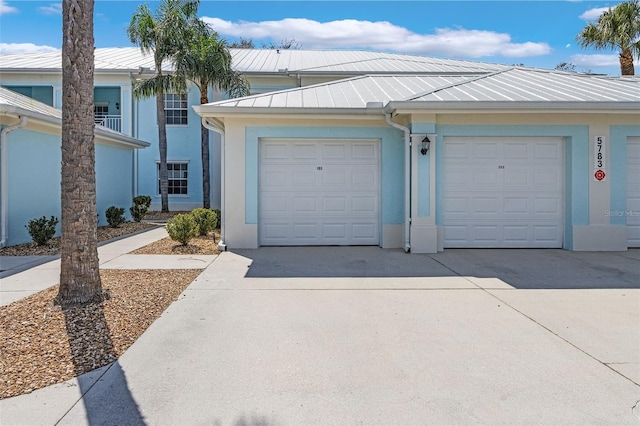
[{"x1": 2, "y1": 248, "x2": 639, "y2": 425}]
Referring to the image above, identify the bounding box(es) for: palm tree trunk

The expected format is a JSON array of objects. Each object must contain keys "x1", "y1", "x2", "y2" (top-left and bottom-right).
[
  {"x1": 200, "y1": 84, "x2": 210, "y2": 209},
  {"x1": 58, "y1": 0, "x2": 102, "y2": 306},
  {"x1": 619, "y1": 48, "x2": 635, "y2": 76},
  {"x1": 156, "y1": 63, "x2": 169, "y2": 213}
]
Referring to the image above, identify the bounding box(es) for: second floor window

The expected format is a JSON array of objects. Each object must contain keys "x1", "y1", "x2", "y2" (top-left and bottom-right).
[
  {"x1": 164, "y1": 93, "x2": 188, "y2": 125},
  {"x1": 94, "y1": 104, "x2": 109, "y2": 121},
  {"x1": 158, "y1": 162, "x2": 188, "y2": 195}
]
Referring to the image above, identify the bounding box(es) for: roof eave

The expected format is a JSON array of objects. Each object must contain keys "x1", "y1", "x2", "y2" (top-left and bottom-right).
[
  {"x1": 385, "y1": 101, "x2": 640, "y2": 114},
  {"x1": 193, "y1": 105, "x2": 385, "y2": 119},
  {"x1": 1, "y1": 105, "x2": 150, "y2": 149}
]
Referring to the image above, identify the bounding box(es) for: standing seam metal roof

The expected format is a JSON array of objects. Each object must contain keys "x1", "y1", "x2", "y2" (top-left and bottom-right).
[
  {"x1": 0, "y1": 47, "x2": 508, "y2": 74},
  {"x1": 200, "y1": 68, "x2": 640, "y2": 110}
]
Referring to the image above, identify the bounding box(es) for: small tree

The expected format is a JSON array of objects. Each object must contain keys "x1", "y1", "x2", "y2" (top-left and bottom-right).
[
  {"x1": 191, "y1": 208, "x2": 217, "y2": 236},
  {"x1": 106, "y1": 206, "x2": 126, "y2": 228},
  {"x1": 130, "y1": 195, "x2": 152, "y2": 222},
  {"x1": 166, "y1": 213, "x2": 198, "y2": 245}
]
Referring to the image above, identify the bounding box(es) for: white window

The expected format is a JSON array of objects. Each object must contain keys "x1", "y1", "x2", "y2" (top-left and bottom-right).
[
  {"x1": 94, "y1": 103, "x2": 109, "y2": 122},
  {"x1": 164, "y1": 93, "x2": 188, "y2": 125},
  {"x1": 158, "y1": 162, "x2": 188, "y2": 195}
]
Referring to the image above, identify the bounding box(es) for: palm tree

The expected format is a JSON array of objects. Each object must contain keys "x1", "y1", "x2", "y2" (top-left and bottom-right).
[
  {"x1": 576, "y1": 0, "x2": 640, "y2": 75},
  {"x1": 175, "y1": 26, "x2": 249, "y2": 208},
  {"x1": 127, "y1": 0, "x2": 203, "y2": 212},
  {"x1": 57, "y1": 0, "x2": 102, "y2": 306}
]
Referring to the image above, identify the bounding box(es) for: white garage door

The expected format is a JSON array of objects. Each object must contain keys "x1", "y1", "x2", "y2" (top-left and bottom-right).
[
  {"x1": 628, "y1": 137, "x2": 640, "y2": 247},
  {"x1": 259, "y1": 139, "x2": 379, "y2": 246},
  {"x1": 443, "y1": 137, "x2": 564, "y2": 248}
]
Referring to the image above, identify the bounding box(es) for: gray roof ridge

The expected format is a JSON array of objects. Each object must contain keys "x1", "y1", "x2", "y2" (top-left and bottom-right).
[{"x1": 402, "y1": 68, "x2": 514, "y2": 101}]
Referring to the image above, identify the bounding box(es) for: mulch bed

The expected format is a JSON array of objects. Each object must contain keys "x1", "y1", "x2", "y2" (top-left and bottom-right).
[
  {"x1": 0, "y1": 269, "x2": 202, "y2": 400},
  {"x1": 0, "y1": 216, "x2": 220, "y2": 400},
  {"x1": 0, "y1": 222, "x2": 157, "y2": 257},
  {"x1": 131, "y1": 231, "x2": 221, "y2": 255}
]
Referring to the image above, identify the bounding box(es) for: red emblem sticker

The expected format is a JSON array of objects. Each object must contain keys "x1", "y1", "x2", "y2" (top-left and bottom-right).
[{"x1": 594, "y1": 170, "x2": 606, "y2": 181}]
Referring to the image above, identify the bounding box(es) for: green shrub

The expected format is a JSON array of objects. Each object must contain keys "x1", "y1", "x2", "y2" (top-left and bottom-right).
[
  {"x1": 191, "y1": 208, "x2": 218, "y2": 236},
  {"x1": 26, "y1": 216, "x2": 59, "y2": 246},
  {"x1": 166, "y1": 213, "x2": 198, "y2": 245},
  {"x1": 130, "y1": 195, "x2": 152, "y2": 222},
  {"x1": 212, "y1": 209, "x2": 221, "y2": 229},
  {"x1": 106, "y1": 206, "x2": 126, "y2": 228}
]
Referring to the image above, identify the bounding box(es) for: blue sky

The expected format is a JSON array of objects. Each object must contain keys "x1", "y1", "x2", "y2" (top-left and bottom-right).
[{"x1": 0, "y1": 0, "x2": 636, "y2": 75}]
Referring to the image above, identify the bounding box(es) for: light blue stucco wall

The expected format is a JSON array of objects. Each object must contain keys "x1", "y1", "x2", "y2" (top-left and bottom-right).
[
  {"x1": 610, "y1": 125, "x2": 640, "y2": 226},
  {"x1": 411, "y1": 123, "x2": 437, "y2": 218},
  {"x1": 95, "y1": 144, "x2": 135, "y2": 225},
  {"x1": 6, "y1": 128, "x2": 61, "y2": 245},
  {"x1": 433, "y1": 125, "x2": 590, "y2": 250},
  {"x1": 5, "y1": 128, "x2": 138, "y2": 246},
  {"x1": 245, "y1": 126, "x2": 405, "y2": 226},
  {"x1": 136, "y1": 85, "x2": 207, "y2": 208}
]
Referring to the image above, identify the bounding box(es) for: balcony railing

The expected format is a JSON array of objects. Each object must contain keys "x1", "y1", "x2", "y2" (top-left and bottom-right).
[{"x1": 94, "y1": 115, "x2": 122, "y2": 132}]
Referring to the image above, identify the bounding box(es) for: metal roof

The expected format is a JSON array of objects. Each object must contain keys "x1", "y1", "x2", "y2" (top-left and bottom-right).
[
  {"x1": 196, "y1": 68, "x2": 640, "y2": 113},
  {"x1": 408, "y1": 68, "x2": 640, "y2": 102},
  {"x1": 0, "y1": 86, "x2": 62, "y2": 118},
  {"x1": 0, "y1": 87, "x2": 150, "y2": 147},
  {"x1": 0, "y1": 47, "x2": 507, "y2": 75},
  {"x1": 228, "y1": 49, "x2": 508, "y2": 74},
  {"x1": 203, "y1": 75, "x2": 473, "y2": 109}
]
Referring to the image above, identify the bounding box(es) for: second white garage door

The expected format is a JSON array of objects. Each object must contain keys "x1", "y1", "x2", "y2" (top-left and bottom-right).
[
  {"x1": 259, "y1": 139, "x2": 379, "y2": 246},
  {"x1": 628, "y1": 137, "x2": 640, "y2": 247},
  {"x1": 443, "y1": 137, "x2": 564, "y2": 248}
]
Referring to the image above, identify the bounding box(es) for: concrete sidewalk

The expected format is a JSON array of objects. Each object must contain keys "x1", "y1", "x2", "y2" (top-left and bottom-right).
[
  {"x1": 1, "y1": 247, "x2": 638, "y2": 425},
  {"x1": 0, "y1": 227, "x2": 217, "y2": 306}
]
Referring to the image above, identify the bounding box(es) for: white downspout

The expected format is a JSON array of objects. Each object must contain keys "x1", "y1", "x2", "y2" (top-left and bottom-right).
[
  {"x1": 385, "y1": 113, "x2": 411, "y2": 253},
  {"x1": 201, "y1": 117, "x2": 227, "y2": 251},
  {"x1": 1, "y1": 115, "x2": 28, "y2": 247}
]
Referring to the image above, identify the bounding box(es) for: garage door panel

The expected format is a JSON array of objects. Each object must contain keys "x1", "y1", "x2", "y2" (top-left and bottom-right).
[
  {"x1": 262, "y1": 196, "x2": 289, "y2": 213},
  {"x1": 260, "y1": 139, "x2": 379, "y2": 246},
  {"x1": 473, "y1": 142, "x2": 499, "y2": 158},
  {"x1": 322, "y1": 197, "x2": 346, "y2": 213},
  {"x1": 474, "y1": 169, "x2": 499, "y2": 185},
  {"x1": 534, "y1": 226, "x2": 561, "y2": 243},
  {"x1": 503, "y1": 169, "x2": 529, "y2": 186},
  {"x1": 504, "y1": 143, "x2": 528, "y2": 159},
  {"x1": 534, "y1": 142, "x2": 563, "y2": 159},
  {"x1": 322, "y1": 144, "x2": 346, "y2": 160},
  {"x1": 262, "y1": 143, "x2": 289, "y2": 160},
  {"x1": 292, "y1": 143, "x2": 317, "y2": 160},
  {"x1": 352, "y1": 143, "x2": 377, "y2": 160},
  {"x1": 474, "y1": 198, "x2": 500, "y2": 214},
  {"x1": 504, "y1": 226, "x2": 528, "y2": 243},
  {"x1": 322, "y1": 170, "x2": 346, "y2": 185},
  {"x1": 292, "y1": 170, "x2": 317, "y2": 186},
  {"x1": 292, "y1": 196, "x2": 317, "y2": 213},
  {"x1": 503, "y1": 198, "x2": 528, "y2": 214},
  {"x1": 443, "y1": 137, "x2": 564, "y2": 248}
]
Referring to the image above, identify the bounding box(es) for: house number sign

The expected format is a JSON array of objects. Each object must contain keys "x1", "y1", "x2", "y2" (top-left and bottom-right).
[{"x1": 594, "y1": 136, "x2": 606, "y2": 181}]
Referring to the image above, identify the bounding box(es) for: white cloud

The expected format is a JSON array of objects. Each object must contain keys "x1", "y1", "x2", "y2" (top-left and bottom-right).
[
  {"x1": 0, "y1": 43, "x2": 60, "y2": 55},
  {"x1": 204, "y1": 17, "x2": 551, "y2": 58},
  {"x1": 565, "y1": 43, "x2": 571, "y2": 48},
  {"x1": 570, "y1": 53, "x2": 640, "y2": 67},
  {"x1": 0, "y1": 0, "x2": 17, "y2": 15},
  {"x1": 579, "y1": 6, "x2": 612, "y2": 20},
  {"x1": 38, "y1": 3, "x2": 62, "y2": 15}
]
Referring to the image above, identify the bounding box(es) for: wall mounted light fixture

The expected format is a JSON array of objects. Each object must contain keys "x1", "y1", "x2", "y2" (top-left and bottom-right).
[
  {"x1": 115, "y1": 102, "x2": 120, "y2": 110},
  {"x1": 420, "y1": 135, "x2": 431, "y2": 155}
]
